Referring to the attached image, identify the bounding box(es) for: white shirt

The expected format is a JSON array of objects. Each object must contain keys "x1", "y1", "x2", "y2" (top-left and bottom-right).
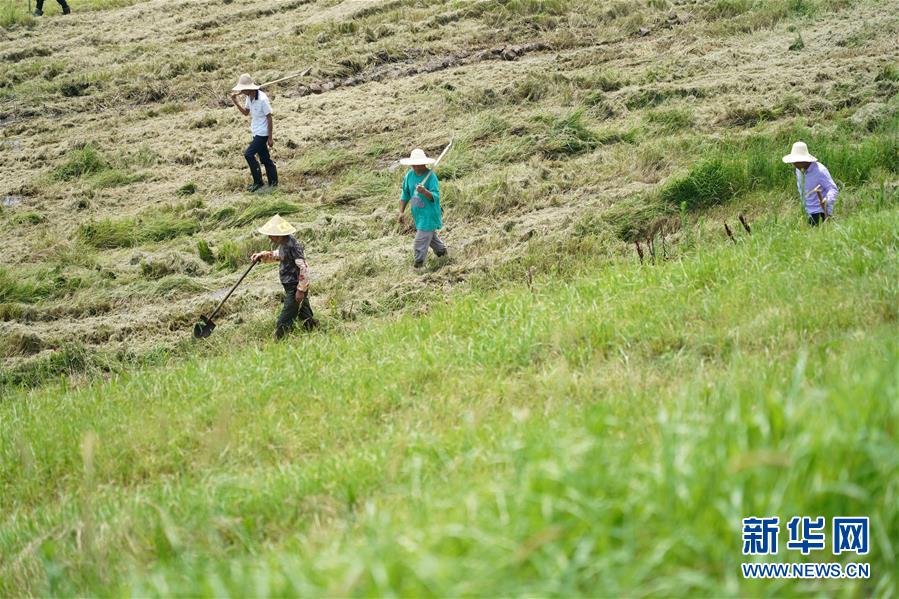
[{"x1": 244, "y1": 91, "x2": 272, "y2": 137}]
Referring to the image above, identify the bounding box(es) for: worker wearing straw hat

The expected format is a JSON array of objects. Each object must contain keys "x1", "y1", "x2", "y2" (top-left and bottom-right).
[
  {"x1": 251, "y1": 215, "x2": 317, "y2": 339},
  {"x1": 230, "y1": 74, "x2": 279, "y2": 193},
  {"x1": 397, "y1": 148, "x2": 447, "y2": 268},
  {"x1": 783, "y1": 141, "x2": 838, "y2": 226}
]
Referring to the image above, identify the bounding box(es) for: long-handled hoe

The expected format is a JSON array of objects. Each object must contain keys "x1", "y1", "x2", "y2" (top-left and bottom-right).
[
  {"x1": 193, "y1": 258, "x2": 259, "y2": 339},
  {"x1": 811, "y1": 185, "x2": 828, "y2": 221}
]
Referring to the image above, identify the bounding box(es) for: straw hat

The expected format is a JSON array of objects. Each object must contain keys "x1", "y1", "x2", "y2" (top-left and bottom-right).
[
  {"x1": 782, "y1": 141, "x2": 817, "y2": 164},
  {"x1": 257, "y1": 214, "x2": 296, "y2": 236},
  {"x1": 232, "y1": 73, "x2": 260, "y2": 92},
  {"x1": 400, "y1": 148, "x2": 436, "y2": 166}
]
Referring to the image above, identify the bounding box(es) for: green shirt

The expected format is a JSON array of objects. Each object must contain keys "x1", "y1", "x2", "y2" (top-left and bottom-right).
[{"x1": 401, "y1": 169, "x2": 442, "y2": 231}]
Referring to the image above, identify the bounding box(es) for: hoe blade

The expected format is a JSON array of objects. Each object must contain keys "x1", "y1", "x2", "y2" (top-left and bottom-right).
[{"x1": 193, "y1": 316, "x2": 216, "y2": 339}]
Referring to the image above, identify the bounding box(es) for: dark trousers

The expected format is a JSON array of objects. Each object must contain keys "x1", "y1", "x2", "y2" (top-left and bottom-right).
[
  {"x1": 36, "y1": 0, "x2": 69, "y2": 9},
  {"x1": 808, "y1": 212, "x2": 827, "y2": 226},
  {"x1": 276, "y1": 286, "x2": 315, "y2": 339},
  {"x1": 244, "y1": 135, "x2": 278, "y2": 186}
]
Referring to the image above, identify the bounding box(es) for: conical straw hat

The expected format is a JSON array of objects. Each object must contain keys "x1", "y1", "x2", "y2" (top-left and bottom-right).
[{"x1": 257, "y1": 214, "x2": 296, "y2": 236}]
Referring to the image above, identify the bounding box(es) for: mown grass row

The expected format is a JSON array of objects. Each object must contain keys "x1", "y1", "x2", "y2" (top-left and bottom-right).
[
  {"x1": 76, "y1": 197, "x2": 304, "y2": 249},
  {"x1": 1, "y1": 204, "x2": 896, "y2": 595}
]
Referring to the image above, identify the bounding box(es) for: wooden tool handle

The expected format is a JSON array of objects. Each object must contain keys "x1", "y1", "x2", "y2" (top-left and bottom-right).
[
  {"x1": 414, "y1": 139, "x2": 454, "y2": 200},
  {"x1": 209, "y1": 258, "x2": 259, "y2": 320},
  {"x1": 813, "y1": 186, "x2": 828, "y2": 217}
]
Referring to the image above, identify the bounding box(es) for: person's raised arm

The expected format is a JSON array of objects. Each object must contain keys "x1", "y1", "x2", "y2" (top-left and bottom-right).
[{"x1": 230, "y1": 93, "x2": 249, "y2": 116}]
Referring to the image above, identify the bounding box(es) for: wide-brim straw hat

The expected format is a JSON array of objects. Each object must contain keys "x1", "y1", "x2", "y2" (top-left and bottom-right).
[
  {"x1": 257, "y1": 214, "x2": 296, "y2": 236},
  {"x1": 400, "y1": 148, "x2": 436, "y2": 166},
  {"x1": 232, "y1": 73, "x2": 260, "y2": 92},
  {"x1": 782, "y1": 141, "x2": 817, "y2": 164}
]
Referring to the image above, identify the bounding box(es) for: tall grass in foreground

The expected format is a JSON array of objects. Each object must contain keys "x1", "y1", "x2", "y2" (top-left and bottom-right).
[{"x1": 1, "y1": 206, "x2": 897, "y2": 596}]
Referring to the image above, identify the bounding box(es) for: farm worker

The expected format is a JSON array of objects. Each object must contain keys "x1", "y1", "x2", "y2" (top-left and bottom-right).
[
  {"x1": 34, "y1": 0, "x2": 71, "y2": 15},
  {"x1": 250, "y1": 215, "x2": 317, "y2": 339},
  {"x1": 229, "y1": 74, "x2": 278, "y2": 192},
  {"x1": 782, "y1": 141, "x2": 838, "y2": 226},
  {"x1": 397, "y1": 148, "x2": 447, "y2": 268}
]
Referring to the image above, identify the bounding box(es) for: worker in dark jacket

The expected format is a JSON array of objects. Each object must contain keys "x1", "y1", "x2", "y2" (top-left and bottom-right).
[
  {"x1": 250, "y1": 215, "x2": 317, "y2": 339},
  {"x1": 34, "y1": 0, "x2": 71, "y2": 16}
]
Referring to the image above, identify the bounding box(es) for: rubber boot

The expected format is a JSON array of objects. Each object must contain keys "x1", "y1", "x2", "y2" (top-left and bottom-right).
[{"x1": 61, "y1": 2, "x2": 71, "y2": 14}]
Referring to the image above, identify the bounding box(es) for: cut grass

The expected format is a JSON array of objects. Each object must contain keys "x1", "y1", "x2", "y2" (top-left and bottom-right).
[
  {"x1": 79, "y1": 212, "x2": 200, "y2": 248},
  {"x1": 53, "y1": 145, "x2": 108, "y2": 181},
  {"x1": 52, "y1": 144, "x2": 144, "y2": 188},
  {"x1": 0, "y1": 267, "x2": 50, "y2": 303},
  {"x1": 1, "y1": 206, "x2": 896, "y2": 595},
  {"x1": 289, "y1": 147, "x2": 357, "y2": 176},
  {"x1": 218, "y1": 198, "x2": 303, "y2": 228}
]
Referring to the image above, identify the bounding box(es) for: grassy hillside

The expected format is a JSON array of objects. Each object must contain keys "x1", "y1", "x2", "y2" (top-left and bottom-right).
[
  {"x1": 1, "y1": 0, "x2": 897, "y2": 391},
  {"x1": 2, "y1": 201, "x2": 897, "y2": 595}
]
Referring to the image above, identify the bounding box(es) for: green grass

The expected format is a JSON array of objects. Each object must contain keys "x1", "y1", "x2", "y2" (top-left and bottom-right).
[
  {"x1": 51, "y1": 144, "x2": 143, "y2": 188},
  {"x1": 220, "y1": 198, "x2": 303, "y2": 228},
  {"x1": 0, "y1": 2, "x2": 35, "y2": 28},
  {"x1": 1, "y1": 204, "x2": 896, "y2": 595},
  {"x1": 290, "y1": 147, "x2": 358, "y2": 176},
  {"x1": 53, "y1": 145, "x2": 109, "y2": 181},
  {"x1": 530, "y1": 110, "x2": 598, "y2": 159},
  {"x1": 645, "y1": 107, "x2": 696, "y2": 132},
  {"x1": 1, "y1": 0, "x2": 143, "y2": 26},
  {"x1": 660, "y1": 116, "x2": 899, "y2": 210},
  {"x1": 79, "y1": 211, "x2": 200, "y2": 248},
  {"x1": 0, "y1": 267, "x2": 50, "y2": 303}
]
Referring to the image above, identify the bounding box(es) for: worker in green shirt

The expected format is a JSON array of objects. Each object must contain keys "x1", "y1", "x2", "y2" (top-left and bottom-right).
[{"x1": 397, "y1": 148, "x2": 447, "y2": 268}]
